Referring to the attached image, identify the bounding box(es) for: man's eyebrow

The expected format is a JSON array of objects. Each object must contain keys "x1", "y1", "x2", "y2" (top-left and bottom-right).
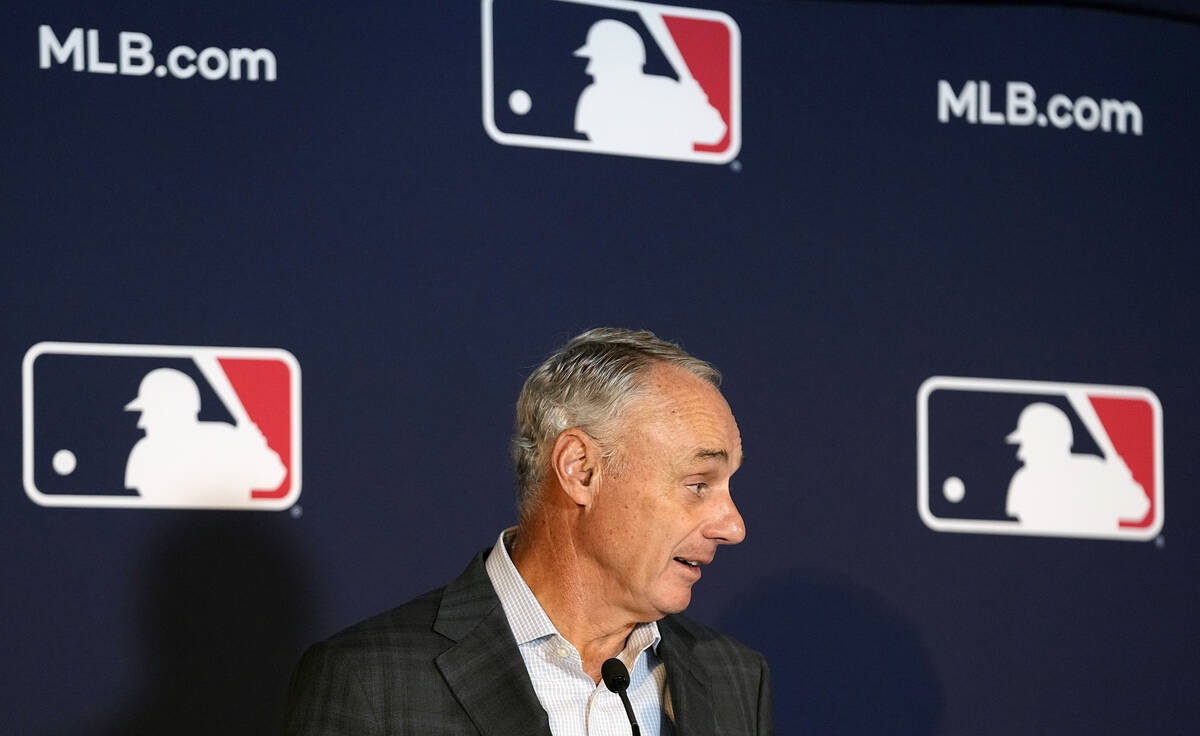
[
  {"x1": 690, "y1": 448, "x2": 745, "y2": 470},
  {"x1": 693, "y1": 448, "x2": 729, "y2": 463}
]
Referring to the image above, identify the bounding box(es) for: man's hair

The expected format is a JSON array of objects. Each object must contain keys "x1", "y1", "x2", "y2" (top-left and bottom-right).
[{"x1": 512, "y1": 327, "x2": 721, "y2": 520}]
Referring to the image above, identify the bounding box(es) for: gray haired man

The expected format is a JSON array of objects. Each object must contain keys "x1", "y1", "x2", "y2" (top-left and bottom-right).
[{"x1": 285, "y1": 328, "x2": 772, "y2": 735}]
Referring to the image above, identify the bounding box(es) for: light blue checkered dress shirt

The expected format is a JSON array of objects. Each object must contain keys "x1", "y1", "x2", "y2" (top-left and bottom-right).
[{"x1": 485, "y1": 529, "x2": 674, "y2": 736}]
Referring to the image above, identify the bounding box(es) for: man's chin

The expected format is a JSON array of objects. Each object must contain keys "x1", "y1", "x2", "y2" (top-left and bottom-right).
[{"x1": 653, "y1": 589, "x2": 693, "y2": 617}]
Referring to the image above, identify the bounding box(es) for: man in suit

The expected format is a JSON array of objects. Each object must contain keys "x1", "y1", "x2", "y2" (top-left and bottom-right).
[{"x1": 284, "y1": 328, "x2": 772, "y2": 735}]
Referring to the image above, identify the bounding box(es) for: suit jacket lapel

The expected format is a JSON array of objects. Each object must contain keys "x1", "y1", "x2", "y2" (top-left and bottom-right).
[
  {"x1": 659, "y1": 616, "x2": 716, "y2": 736},
  {"x1": 433, "y1": 552, "x2": 552, "y2": 736}
]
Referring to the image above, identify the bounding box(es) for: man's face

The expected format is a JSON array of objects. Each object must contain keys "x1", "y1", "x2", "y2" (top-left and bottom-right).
[{"x1": 578, "y1": 363, "x2": 746, "y2": 623}]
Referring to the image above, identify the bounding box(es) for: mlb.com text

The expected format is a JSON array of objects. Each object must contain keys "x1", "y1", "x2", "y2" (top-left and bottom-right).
[
  {"x1": 38, "y1": 26, "x2": 277, "y2": 82},
  {"x1": 938, "y1": 80, "x2": 1142, "y2": 135}
]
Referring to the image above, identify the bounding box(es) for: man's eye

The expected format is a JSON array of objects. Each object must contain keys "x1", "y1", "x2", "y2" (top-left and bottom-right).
[{"x1": 686, "y1": 483, "x2": 710, "y2": 496}]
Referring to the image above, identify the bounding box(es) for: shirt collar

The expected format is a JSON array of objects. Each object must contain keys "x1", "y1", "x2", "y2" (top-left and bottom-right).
[{"x1": 485, "y1": 527, "x2": 662, "y2": 653}]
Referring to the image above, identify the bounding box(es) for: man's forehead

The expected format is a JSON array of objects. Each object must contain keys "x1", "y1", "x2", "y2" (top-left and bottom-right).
[
  {"x1": 625, "y1": 365, "x2": 742, "y2": 455},
  {"x1": 632, "y1": 373, "x2": 729, "y2": 421},
  {"x1": 638, "y1": 362, "x2": 725, "y2": 403}
]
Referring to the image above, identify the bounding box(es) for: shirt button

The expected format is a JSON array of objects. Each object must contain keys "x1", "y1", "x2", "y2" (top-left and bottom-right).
[{"x1": 556, "y1": 646, "x2": 569, "y2": 658}]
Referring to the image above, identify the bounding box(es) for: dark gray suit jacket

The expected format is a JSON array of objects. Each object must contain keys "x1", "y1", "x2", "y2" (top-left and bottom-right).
[{"x1": 284, "y1": 550, "x2": 772, "y2": 735}]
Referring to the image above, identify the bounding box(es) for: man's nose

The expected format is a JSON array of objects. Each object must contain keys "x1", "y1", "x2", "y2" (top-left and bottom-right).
[{"x1": 704, "y1": 492, "x2": 746, "y2": 545}]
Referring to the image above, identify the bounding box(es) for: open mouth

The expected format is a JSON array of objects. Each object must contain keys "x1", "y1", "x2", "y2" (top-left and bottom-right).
[{"x1": 674, "y1": 557, "x2": 702, "y2": 568}]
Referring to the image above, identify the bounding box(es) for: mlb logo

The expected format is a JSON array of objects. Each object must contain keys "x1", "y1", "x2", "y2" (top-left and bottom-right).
[
  {"x1": 917, "y1": 376, "x2": 1162, "y2": 541},
  {"x1": 22, "y1": 342, "x2": 301, "y2": 510},
  {"x1": 482, "y1": 0, "x2": 741, "y2": 163}
]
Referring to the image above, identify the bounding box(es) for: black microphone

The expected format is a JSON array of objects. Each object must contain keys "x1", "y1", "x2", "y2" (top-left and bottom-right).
[{"x1": 601, "y1": 657, "x2": 641, "y2": 736}]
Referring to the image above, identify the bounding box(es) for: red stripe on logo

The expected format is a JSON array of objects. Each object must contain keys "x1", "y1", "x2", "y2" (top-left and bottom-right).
[
  {"x1": 663, "y1": 15, "x2": 732, "y2": 154},
  {"x1": 1089, "y1": 395, "x2": 1155, "y2": 528},
  {"x1": 219, "y1": 358, "x2": 292, "y2": 499}
]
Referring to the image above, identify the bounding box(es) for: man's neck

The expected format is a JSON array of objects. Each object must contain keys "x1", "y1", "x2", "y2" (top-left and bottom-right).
[{"x1": 509, "y1": 521, "x2": 642, "y2": 682}]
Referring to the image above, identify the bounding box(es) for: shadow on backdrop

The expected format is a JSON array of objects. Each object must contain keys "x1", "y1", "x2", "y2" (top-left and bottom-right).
[
  {"x1": 98, "y1": 516, "x2": 314, "y2": 736},
  {"x1": 719, "y1": 568, "x2": 944, "y2": 735}
]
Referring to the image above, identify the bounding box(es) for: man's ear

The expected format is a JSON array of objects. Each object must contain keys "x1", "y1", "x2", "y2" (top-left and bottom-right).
[{"x1": 550, "y1": 429, "x2": 599, "y2": 507}]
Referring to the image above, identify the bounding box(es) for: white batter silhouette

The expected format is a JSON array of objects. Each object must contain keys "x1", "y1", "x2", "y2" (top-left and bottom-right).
[
  {"x1": 1005, "y1": 402, "x2": 1149, "y2": 534},
  {"x1": 124, "y1": 368, "x2": 286, "y2": 505},
  {"x1": 574, "y1": 19, "x2": 726, "y2": 156}
]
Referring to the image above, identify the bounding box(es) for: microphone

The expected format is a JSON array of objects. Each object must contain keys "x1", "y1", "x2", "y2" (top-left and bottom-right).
[{"x1": 601, "y1": 658, "x2": 641, "y2": 736}]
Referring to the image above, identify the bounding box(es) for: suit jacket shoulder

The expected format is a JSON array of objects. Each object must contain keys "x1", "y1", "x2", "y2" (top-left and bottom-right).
[
  {"x1": 282, "y1": 586, "x2": 458, "y2": 735},
  {"x1": 283, "y1": 552, "x2": 552, "y2": 736}
]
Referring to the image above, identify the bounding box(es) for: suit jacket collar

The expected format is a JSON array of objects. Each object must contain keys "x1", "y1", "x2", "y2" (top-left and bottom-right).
[
  {"x1": 658, "y1": 614, "x2": 716, "y2": 736},
  {"x1": 432, "y1": 551, "x2": 716, "y2": 736},
  {"x1": 433, "y1": 550, "x2": 552, "y2": 736}
]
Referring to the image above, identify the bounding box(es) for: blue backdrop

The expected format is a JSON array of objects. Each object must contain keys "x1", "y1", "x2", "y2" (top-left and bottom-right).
[{"x1": 3, "y1": 1, "x2": 1199, "y2": 733}]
